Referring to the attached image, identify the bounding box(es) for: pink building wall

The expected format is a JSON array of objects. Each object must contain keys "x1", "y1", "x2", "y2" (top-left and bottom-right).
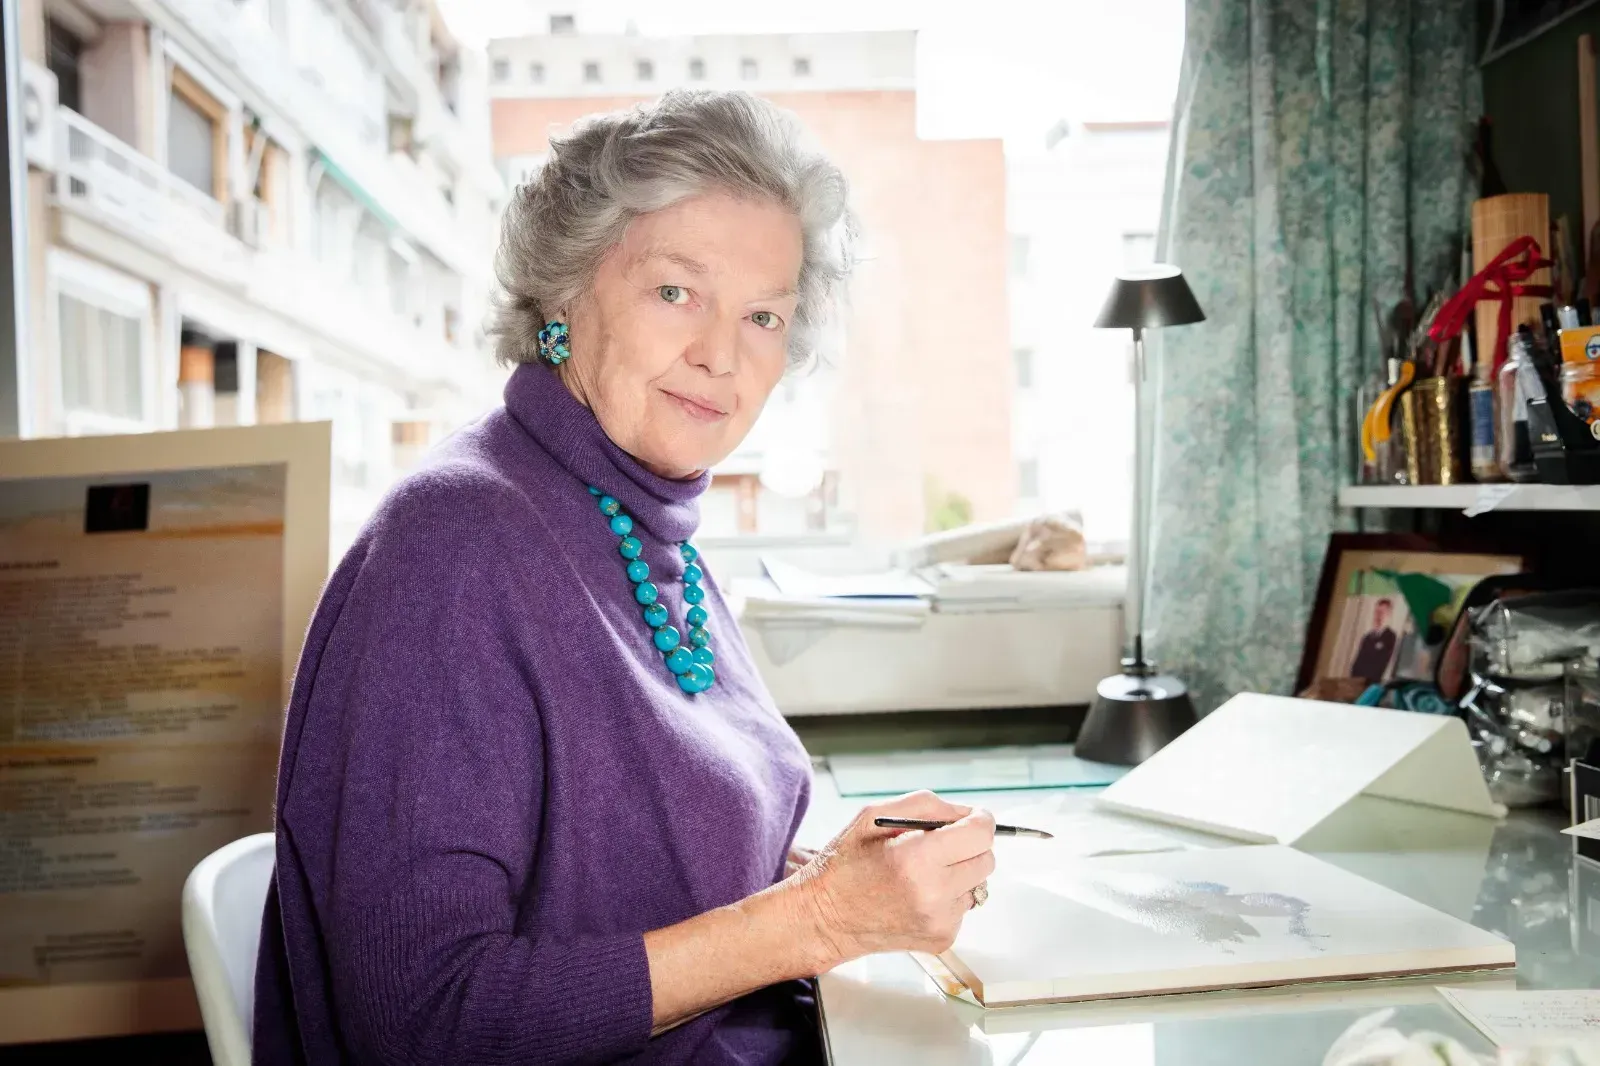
[{"x1": 493, "y1": 89, "x2": 1013, "y2": 539}]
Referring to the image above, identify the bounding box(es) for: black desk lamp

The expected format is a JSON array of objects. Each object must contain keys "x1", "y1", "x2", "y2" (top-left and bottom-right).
[{"x1": 1075, "y1": 265, "x2": 1206, "y2": 765}]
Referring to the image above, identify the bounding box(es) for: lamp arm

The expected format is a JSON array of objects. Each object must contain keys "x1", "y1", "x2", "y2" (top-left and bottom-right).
[{"x1": 1127, "y1": 325, "x2": 1150, "y2": 671}]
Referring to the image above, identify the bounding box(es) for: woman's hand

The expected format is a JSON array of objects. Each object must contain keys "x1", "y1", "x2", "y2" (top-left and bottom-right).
[
  {"x1": 639, "y1": 792, "x2": 992, "y2": 1031},
  {"x1": 785, "y1": 844, "x2": 817, "y2": 877},
  {"x1": 790, "y1": 791, "x2": 996, "y2": 969}
]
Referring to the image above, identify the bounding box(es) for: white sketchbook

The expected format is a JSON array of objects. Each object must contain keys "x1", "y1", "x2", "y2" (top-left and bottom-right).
[
  {"x1": 940, "y1": 845, "x2": 1514, "y2": 1007},
  {"x1": 1094, "y1": 694, "x2": 1506, "y2": 844}
]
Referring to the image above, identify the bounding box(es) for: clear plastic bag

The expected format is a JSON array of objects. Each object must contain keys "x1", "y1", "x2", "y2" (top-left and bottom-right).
[{"x1": 1462, "y1": 592, "x2": 1600, "y2": 808}]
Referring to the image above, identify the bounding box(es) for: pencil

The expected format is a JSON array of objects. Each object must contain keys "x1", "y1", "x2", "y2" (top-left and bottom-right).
[{"x1": 872, "y1": 816, "x2": 1054, "y2": 840}]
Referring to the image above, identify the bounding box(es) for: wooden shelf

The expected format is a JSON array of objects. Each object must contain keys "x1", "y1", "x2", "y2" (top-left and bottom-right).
[{"x1": 1339, "y1": 484, "x2": 1600, "y2": 512}]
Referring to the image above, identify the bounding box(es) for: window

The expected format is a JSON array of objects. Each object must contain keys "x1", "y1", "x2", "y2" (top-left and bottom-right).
[
  {"x1": 1122, "y1": 232, "x2": 1157, "y2": 270},
  {"x1": 46, "y1": 19, "x2": 83, "y2": 114},
  {"x1": 1008, "y1": 234, "x2": 1030, "y2": 278},
  {"x1": 59, "y1": 294, "x2": 145, "y2": 424},
  {"x1": 245, "y1": 129, "x2": 290, "y2": 246},
  {"x1": 255, "y1": 350, "x2": 295, "y2": 424},
  {"x1": 1013, "y1": 347, "x2": 1034, "y2": 389},
  {"x1": 167, "y1": 68, "x2": 227, "y2": 200},
  {"x1": 50, "y1": 4, "x2": 1177, "y2": 549},
  {"x1": 1017, "y1": 459, "x2": 1040, "y2": 499}
]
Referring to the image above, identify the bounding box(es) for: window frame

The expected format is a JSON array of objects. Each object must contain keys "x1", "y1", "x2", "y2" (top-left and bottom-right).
[
  {"x1": 46, "y1": 249, "x2": 158, "y2": 435},
  {"x1": 168, "y1": 64, "x2": 229, "y2": 202},
  {"x1": 245, "y1": 127, "x2": 290, "y2": 246}
]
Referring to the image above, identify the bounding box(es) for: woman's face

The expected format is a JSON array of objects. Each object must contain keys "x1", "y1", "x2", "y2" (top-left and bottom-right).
[{"x1": 558, "y1": 190, "x2": 803, "y2": 480}]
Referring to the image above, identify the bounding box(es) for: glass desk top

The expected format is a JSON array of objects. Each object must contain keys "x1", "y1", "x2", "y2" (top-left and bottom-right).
[{"x1": 797, "y1": 771, "x2": 1600, "y2": 1065}]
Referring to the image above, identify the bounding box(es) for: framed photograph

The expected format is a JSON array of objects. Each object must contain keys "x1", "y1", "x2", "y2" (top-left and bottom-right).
[
  {"x1": 0, "y1": 423, "x2": 330, "y2": 1044},
  {"x1": 1295, "y1": 534, "x2": 1525, "y2": 696},
  {"x1": 1481, "y1": 0, "x2": 1600, "y2": 65}
]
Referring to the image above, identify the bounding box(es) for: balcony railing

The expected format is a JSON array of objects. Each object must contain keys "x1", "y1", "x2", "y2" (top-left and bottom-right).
[{"x1": 55, "y1": 107, "x2": 244, "y2": 278}]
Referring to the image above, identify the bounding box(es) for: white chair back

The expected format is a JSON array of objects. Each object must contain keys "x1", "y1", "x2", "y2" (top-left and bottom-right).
[{"x1": 182, "y1": 833, "x2": 276, "y2": 1066}]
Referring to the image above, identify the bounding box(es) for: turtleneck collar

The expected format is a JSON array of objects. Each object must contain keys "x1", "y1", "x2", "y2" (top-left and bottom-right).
[{"x1": 504, "y1": 362, "x2": 709, "y2": 544}]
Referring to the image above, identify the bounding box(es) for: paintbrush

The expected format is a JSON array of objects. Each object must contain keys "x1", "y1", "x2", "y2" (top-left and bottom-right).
[{"x1": 873, "y1": 817, "x2": 1055, "y2": 840}]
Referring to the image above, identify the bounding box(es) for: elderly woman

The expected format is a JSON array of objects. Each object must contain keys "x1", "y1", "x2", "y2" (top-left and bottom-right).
[{"x1": 253, "y1": 90, "x2": 995, "y2": 1065}]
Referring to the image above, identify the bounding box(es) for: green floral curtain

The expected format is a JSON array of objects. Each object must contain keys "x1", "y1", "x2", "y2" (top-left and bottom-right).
[{"x1": 1144, "y1": 0, "x2": 1480, "y2": 711}]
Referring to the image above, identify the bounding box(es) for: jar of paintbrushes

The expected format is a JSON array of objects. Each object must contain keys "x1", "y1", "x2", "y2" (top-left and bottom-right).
[
  {"x1": 1361, "y1": 293, "x2": 1466, "y2": 485},
  {"x1": 1405, "y1": 294, "x2": 1467, "y2": 485}
]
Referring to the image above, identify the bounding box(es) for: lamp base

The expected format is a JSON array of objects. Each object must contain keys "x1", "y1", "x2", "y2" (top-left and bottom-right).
[{"x1": 1074, "y1": 660, "x2": 1198, "y2": 766}]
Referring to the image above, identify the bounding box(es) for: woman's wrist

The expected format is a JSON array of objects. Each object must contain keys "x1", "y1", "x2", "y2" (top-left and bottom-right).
[{"x1": 773, "y1": 867, "x2": 852, "y2": 976}]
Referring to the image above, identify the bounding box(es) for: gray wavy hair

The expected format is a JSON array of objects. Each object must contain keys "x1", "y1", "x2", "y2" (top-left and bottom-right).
[{"x1": 492, "y1": 89, "x2": 856, "y2": 369}]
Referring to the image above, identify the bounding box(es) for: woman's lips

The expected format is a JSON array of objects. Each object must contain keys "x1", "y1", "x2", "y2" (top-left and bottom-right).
[{"x1": 661, "y1": 388, "x2": 729, "y2": 422}]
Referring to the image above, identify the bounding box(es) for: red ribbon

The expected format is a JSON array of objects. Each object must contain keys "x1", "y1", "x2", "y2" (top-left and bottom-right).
[{"x1": 1427, "y1": 235, "x2": 1552, "y2": 373}]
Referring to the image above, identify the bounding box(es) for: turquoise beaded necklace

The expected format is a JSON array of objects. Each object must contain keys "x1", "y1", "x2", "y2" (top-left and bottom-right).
[{"x1": 590, "y1": 486, "x2": 717, "y2": 694}]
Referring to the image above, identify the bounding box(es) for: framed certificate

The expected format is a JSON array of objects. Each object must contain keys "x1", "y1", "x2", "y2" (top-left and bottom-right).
[{"x1": 0, "y1": 422, "x2": 330, "y2": 1044}]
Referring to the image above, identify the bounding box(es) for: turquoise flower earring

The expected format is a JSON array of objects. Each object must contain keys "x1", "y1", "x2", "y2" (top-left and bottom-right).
[{"x1": 538, "y1": 320, "x2": 571, "y2": 365}]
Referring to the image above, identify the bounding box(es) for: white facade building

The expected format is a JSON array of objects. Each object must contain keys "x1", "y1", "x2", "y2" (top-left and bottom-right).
[
  {"x1": 1007, "y1": 120, "x2": 1169, "y2": 545},
  {"x1": 18, "y1": 0, "x2": 506, "y2": 553}
]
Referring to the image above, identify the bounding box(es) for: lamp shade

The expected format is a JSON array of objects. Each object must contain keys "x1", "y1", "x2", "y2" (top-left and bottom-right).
[{"x1": 1093, "y1": 265, "x2": 1206, "y2": 330}]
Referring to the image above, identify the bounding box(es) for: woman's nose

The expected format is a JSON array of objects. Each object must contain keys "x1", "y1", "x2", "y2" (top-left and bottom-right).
[{"x1": 685, "y1": 316, "x2": 741, "y2": 376}]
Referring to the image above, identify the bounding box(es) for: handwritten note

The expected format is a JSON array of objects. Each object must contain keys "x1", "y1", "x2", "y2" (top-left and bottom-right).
[
  {"x1": 1439, "y1": 987, "x2": 1600, "y2": 1047},
  {"x1": 1463, "y1": 483, "x2": 1519, "y2": 518}
]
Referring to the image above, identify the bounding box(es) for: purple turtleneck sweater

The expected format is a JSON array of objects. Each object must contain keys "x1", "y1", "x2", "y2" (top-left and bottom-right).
[{"x1": 252, "y1": 364, "x2": 815, "y2": 1065}]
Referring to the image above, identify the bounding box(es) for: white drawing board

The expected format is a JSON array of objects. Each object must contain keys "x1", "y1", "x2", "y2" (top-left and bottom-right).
[
  {"x1": 1094, "y1": 694, "x2": 1506, "y2": 844},
  {"x1": 940, "y1": 844, "x2": 1515, "y2": 1007}
]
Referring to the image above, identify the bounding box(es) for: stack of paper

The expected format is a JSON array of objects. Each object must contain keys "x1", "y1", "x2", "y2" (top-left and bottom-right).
[
  {"x1": 924, "y1": 563, "x2": 1128, "y2": 614},
  {"x1": 1439, "y1": 987, "x2": 1600, "y2": 1050}
]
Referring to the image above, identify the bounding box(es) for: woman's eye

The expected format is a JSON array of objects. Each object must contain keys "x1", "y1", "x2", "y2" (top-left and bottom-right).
[
  {"x1": 658, "y1": 285, "x2": 689, "y2": 305},
  {"x1": 751, "y1": 311, "x2": 783, "y2": 331}
]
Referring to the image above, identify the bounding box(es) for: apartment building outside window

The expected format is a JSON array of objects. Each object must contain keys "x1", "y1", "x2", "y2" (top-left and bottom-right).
[
  {"x1": 583, "y1": 60, "x2": 601, "y2": 83},
  {"x1": 530, "y1": 62, "x2": 545, "y2": 83},
  {"x1": 1013, "y1": 346, "x2": 1034, "y2": 389},
  {"x1": 51, "y1": 254, "x2": 156, "y2": 434},
  {"x1": 636, "y1": 59, "x2": 654, "y2": 81},
  {"x1": 740, "y1": 58, "x2": 758, "y2": 80},
  {"x1": 492, "y1": 57, "x2": 510, "y2": 82},
  {"x1": 1122, "y1": 231, "x2": 1157, "y2": 270},
  {"x1": 1009, "y1": 233, "x2": 1030, "y2": 278},
  {"x1": 793, "y1": 56, "x2": 811, "y2": 76},
  {"x1": 59, "y1": 295, "x2": 144, "y2": 424},
  {"x1": 46, "y1": 19, "x2": 83, "y2": 113},
  {"x1": 1017, "y1": 458, "x2": 1040, "y2": 499},
  {"x1": 168, "y1": 68, "x2": 227, "y2": 200},
  {"x1": 688, "y1": 57, "x2": 706, "y2": 79}
]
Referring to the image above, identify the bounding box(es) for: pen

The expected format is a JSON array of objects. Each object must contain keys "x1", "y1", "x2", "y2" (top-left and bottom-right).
[{"x1": 873, "y1": 816, "x2": 1054, "y2": 840}]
